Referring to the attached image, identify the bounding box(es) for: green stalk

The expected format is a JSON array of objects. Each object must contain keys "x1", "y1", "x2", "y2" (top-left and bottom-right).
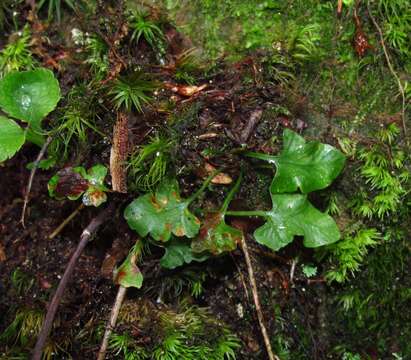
[
  {"x1": 187, "y1": 170, "x2": 220, "y2": 204},
  {"x1": 225, "y1": 210, "x2": 267, "y2": 218},
  {"x1": 244, "y1": 151, "x2": 278, "y2": 163},
  {"x1": 220, "y1": 172, "x2": 243, "y2": 214}
]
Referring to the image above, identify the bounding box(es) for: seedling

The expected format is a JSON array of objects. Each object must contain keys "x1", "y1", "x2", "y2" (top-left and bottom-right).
[
  {"x1": 48, "y1": 164, "x2": 109, "y2": 207},
  {"x1": 0, "y1": 68, "x2": 61, "y2": 162}
]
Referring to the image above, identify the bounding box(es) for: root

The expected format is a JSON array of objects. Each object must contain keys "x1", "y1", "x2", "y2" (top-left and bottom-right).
[
  {"x1": 32, "y1": 204, "x2": 114, "y2": 360},
  {"x1": 240, "y1": 236, "x2": 279, "y2": 360},
  {"x1": 367, "y1": 0, "x2": 407, "y2": 137},
  {"x1": 97, "y1": 286, "x2": 127, "y2": 360},
  {"x1": 20, "y1": 136, "x2": 52, "y2": 228},
  {"x1": 49, "y1": 203, "x2": 85, "y2": 240}
]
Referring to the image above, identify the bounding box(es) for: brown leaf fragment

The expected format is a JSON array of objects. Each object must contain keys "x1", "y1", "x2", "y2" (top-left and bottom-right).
[
  {"x1": 0, "y1": 242, "x2": 6, "y2": 262},
  {"x1": 205, "y1": 163, "x2": 232, "y2": 184},
  {"x1": 55, "y1": 168, "x2": 89, "y2": 198},
  {"x1": 164, "y1": 82, "x2": 207, "y2": 97},
  {"x1": 110, "y1": 112, "x2": 129, "y2": 193}
]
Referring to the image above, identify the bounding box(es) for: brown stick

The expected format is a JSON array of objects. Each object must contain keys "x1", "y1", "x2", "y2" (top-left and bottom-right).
[
  {"x1": 49, "y1": 204, "x2": 85, "y2": 240},
  {"x1": 240, "y1": 236, "x2": 279, "y2": 360},
  {"x1": 32, "y1": 204, "x2": 114, "y2": 360},
  {"x1": 21, "y1": 136, "x2": 52, "y2": 227},
  {"x1": 367, "y1": 0, "x2": 407, "y2": 136},
  {"x1": 110, "y1": 112, "x2": 129, "y2": 193},
  {"x1": 97, "y1": 286, "x2": 127, "y2": 360}
]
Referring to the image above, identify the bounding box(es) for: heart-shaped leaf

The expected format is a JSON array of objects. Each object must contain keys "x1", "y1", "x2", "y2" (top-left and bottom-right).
[
  {"x1": 246, "y1": 129, "x2": 346, "y2": 194},
  {"x1": 124, "y1": 179, "x2": 201, "y2": 242},
  {"x1": 115, "y1": 243, "x2": 143, "y2": 288},
  {"x1": 160, "y1": 238, "x2": 210, "y2": 269},
  {"x1": 0, "y1": 116, "x2": 26, "y2": 162},
  {"x1": 0, "y1": 68, "x2": 61, "y2": 128},
  {"x1": 191, "y1": 212, "x2": 242, "y2": 255},
  {"x1": 254, "y1": 193, "x2": 340, "y2": 251}
]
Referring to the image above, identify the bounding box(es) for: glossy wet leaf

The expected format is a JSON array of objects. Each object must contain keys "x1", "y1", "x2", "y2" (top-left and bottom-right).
[
  {"x1": 254, "y1": 193, "x2": 340, "y2": 251},
  {"x1": 0, "y1": 68, "x2": 61, "y2": 128},
  {"x1": 124, "y1": 179, "x2": 201, "y2": 242},
  {"x1": 81, "y1": 164, "x2": 109, "y2": 207},
  {"x1": 191, "y1": 212, "x2": 242, "y2": 255},
  {"x1": 48, "y1": 167, "x2": 89, "y2": 200},
  {"x1": 0, "y1": 116, "x2": 25, "y2": 162},
  {"x1": 246, "y1": 129, "x2": 345, "y2": 193},
  {"x1": 115, "y1": 250, "x2": 143, "y2": 288},
  {"x1": 160, "y1": 238, "x2": 209, "y2": 269}
]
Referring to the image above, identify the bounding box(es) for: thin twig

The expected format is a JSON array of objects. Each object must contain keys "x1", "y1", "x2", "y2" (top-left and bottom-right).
[
  {"x1": 240, "y1": 236, "x2": 279, "y2": 360},
  {"x1": 21, "y1": 136, "x2": 52, "y2": 228},
  {"x1": 32, "y1": 204, "x2": 114, "y2": 360},
  {"x1": 48, "y1": 204, "x2": 85, "y2": 240},
  {"x1": 97, "y1": 286, "x2": 127, "y2": 360},
  {"x1": 367, "y1": 0, "x2": 407, "y2": 136}
]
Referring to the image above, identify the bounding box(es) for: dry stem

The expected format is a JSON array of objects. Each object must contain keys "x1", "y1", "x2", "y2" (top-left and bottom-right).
[
  {"x1": 21, "y1": 136, "x2": 52, "y2": 227},
  {"x1": 97, "y1": 286, "x2": 128, "y2": 360},
  {"x1": 240, "y1": 236, "x2": 279, "y2": 360},
  {"x1": 32, "y1": 204, "x2": 114, "y2": 360},
  {"x1": 49, "y1": 204, "x2": 85, "y2": 240}
]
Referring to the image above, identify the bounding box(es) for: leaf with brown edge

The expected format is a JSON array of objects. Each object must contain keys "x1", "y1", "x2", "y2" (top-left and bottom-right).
[
  {"x1": 48, "y1": 167, "x2": 89, "y2": 200},
  {"x1": 124, "y1": 179, "x2": 201, "y2": 242},
  {"x1": 191, "y1": 212, "x2": 242, "y2": 255},
  {"x1": 115, "y1": 245, "x2": 143, "y2": 289}
]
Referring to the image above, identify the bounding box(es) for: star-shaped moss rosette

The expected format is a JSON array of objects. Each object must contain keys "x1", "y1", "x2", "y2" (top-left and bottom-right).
[
  {"x1": 245, "y1": 129, "x2": 346, "y2": 194},
  {"x1": 124, "y1": 173, "x2": 217, "y2": 242},
  {"x1": 48, "y1": 164, "x2": 109, "y2": 207}
]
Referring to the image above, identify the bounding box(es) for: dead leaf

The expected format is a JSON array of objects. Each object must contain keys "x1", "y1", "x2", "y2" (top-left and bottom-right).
[{"x1": 205, "y1": 163, "x2": 232, "y2": 184}]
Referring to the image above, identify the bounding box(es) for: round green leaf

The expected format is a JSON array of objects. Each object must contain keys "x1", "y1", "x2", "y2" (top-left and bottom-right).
[
  {"x1": 0, "y1": 68, "x2": 61, "y2": 128},
  {"x1": 0, "y1": 116, "x2": 25, "y2": 162},
  {"x1": 124, "y1": 179, "x2": 201, "y2": 242}
]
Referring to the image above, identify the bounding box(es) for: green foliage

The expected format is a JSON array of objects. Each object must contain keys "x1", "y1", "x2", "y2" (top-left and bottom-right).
[
  {"x1": 128, "y1": 10, "x2": 165, "y2": 50},
  {"x1": 49, "y1": 84, "x2": 105, "y2": 162},
  {"x1": 0, "y1": 26, "x2": 34, "y2": 77},
  {"x1": 124, "y1": 178, "x2": 202, "y2": 242},
  {"x1": 160, "y1": 238, "x2": 209, "y2": 270},
  {"x1": 84, "y1": 34, "x2": 109, "y2": 78},
  {"x1": 125, "y1": 130, "x2": 344, "y2": 270},
  {"x1": 0, "y1": 308, "x2": 44, "y2": 346},
  {"x1": 322, "y1": 228, "x2": 381, "y2": 283},
  {"x1": 110, "y1": 303, "x2": 241, "y2": 360},
  {"x1": 0, "y1": 68, "x2": 60, "y2": 159},
  {"x1": 128, "y1": 135, "x2": 173, "y2": 191},
  {"x1": 115, "y1": 241, "x2": 144, "y2": 289},
  {"x1": 109, "y1": 74, "x2": 155, "y2": 112},
  {"x1": 48, "y1": 164, "x2": 109, "y2": 207},
  {"x1": 245, "y1": 129, "x2": 346, "y2": 194},
  {"x1": 0, "y1": 116, "x2": 26, "y2": 162},
  {"x1": 352, "y1": 123, "x2": 409, "y2": 220},
  {"x1": 251, "y1": 193, "x2": 341, "y2": 251},
  {"x1": 301, "y1": 264, "x2": 317, "y2": 278},
  {"x1": 36, "y1": 0, "x2": 77, "y2": 22}
]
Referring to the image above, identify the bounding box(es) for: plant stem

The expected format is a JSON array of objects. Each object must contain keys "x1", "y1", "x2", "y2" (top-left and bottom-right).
[
  {"x1": 220, "y1": 172, "x2": 243, "y2": 214},
  {"x1": 187, "y1": 170, "x2": 220, "y2": 203},
  {"x1": 243, "y1": 151, "x2": 277, "y2": 163},
  {"x1": 240, "y1": 236, "x2": 279, "y2": 360},
  {"x1": 97, "y1": 286, "x2": 127, "y2": 360},
  {"x1": 225, "y1": 210, "x2": 267, "y2": 218},
  {"x1": 32, "y1": 203, "x2": 114, "y2": 360},
  {"x1": 48, "y1": 203, "x2": 85, "y2": 240},
  {"x1": 20, "y1": 136, "x2": 52, "y2": 228}
]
